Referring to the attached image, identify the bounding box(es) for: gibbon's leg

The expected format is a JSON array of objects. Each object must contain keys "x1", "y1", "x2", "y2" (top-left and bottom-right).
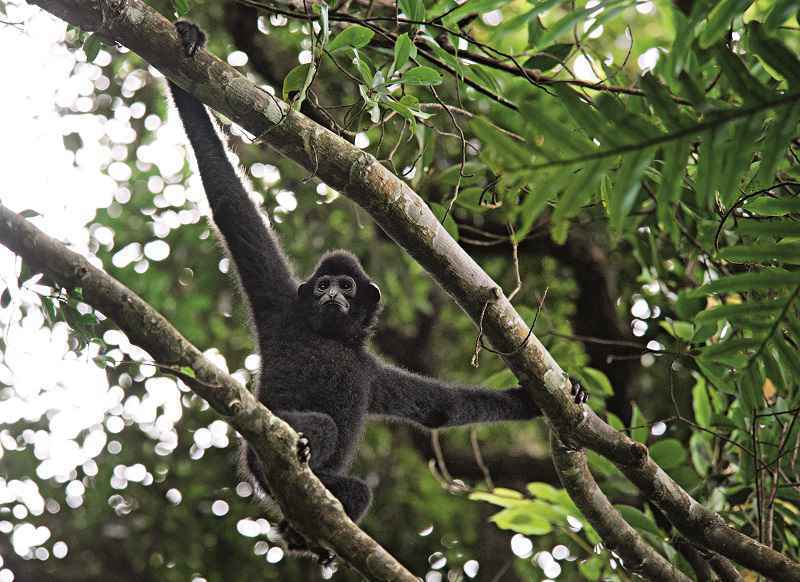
[
  {"x1": 274, "y1": 410, "x2": 339, "y2": 468},
  {"x1": 315, "y1": 471, "x2": 372, "y2": 523},
  {"x1": 244, "y1": 411, "x2": 337, "y2": 492}
]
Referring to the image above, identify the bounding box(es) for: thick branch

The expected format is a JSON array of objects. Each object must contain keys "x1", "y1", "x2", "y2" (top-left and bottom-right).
[
  {"x1": 26, "y1": 1, "x2": 800, "y2": 579},
  {"x1": 551, "y1": 435, "x2": 692, "y2": 582},
  {"x1": 0, "y1": 205, "x2": 416, "y2": 582}
]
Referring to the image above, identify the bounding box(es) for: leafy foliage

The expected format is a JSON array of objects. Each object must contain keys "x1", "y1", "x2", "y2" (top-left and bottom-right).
[{"x1": 3, "y1": 0, "x2": 800, "y2": 581}]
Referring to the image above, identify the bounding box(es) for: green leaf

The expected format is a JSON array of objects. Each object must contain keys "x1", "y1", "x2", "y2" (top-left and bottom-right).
[
  {"x1": 715, "y1": 47, "x2": 772, "y2": 104},
  {"x1": 533, "y1": 7, "x2": 587, "y2": 51},
  {"x1": 753, "y1": 100, "x2": 800, "y2": 188},
  {"x1": 19, "y1": 209, "x2": 41, "y2": 219},
  {"x1": 514, "y1": 175, "x2": 559, "y2": 241},
  {"x1": 686, "y1": 269, "x2": 800, "y2": 297},
  {"x1": 630, "y1": 404, "x2": 648, "y2": 444},
  {"x1": 660, "y1": 320, "x2": 694, "y2": 341},
  {"x1": 0, "y1": 288, "x2": 11, "y2": 309},
  {"x1": 699, "y1": 0, "x2": 753, "y2": 49},
  {"x1": 469, "y1": 117, "x2": 531, "y2": 166},
  {"x1": 401, "y1": 66, "x2": 443, "y2": 86},
  {"x1": 640, "y1": 74, "x2": 693, "y2": 131},
  {"x1": 399, "y1": 0, "x2": 425, "y2": 23},
  {"x1": 649, "y1": 439, "x2": 687, "y2": 470},
  {"x1": 764, "y1": 0, "x2": 798, "y2": 31},
  {"x1": 669, "y1": 10, "x2": 692, "y2": 77},
  {"x1": 718, "y1": 113, "x2": 765, "y2": 206},
  {"x1": 327, "y1": 26, "x2": 374, "y2": 53},
  {"x1": 527, "y1": 0, "x2": 564, "y2": 19},
  {"x1": 391, "y1": 33, "x2": 415, "y2": 73},
  {"x1": 282, "y1": 64, "x2": 312, "y2": 101},
  {"x1": 656, "y1": 139, "x2": 691, "y2": 243},
  {"x1": 430, "y1": 203, "x2": 459, "y2": 240},
  {"x1": 524, "y1": 44, "x2": 572, "y2": 72},
  {"x1": 553, "y1": 85, "x2": 621, "y2": 147},
  {"x1": 442, "y1": 0, "x2": 507, "y2": 26},
  {"x1": 700, "y1": 338, "x2": 761, "y2": 359},
  {"x1": 422, "y1": 36, "x2": 467, "y2": 77},
  {"x1": 42, "y1": 296, "x2": 58, "y2": 323},
  {"x1": 83, "y1": 33, "x2": 102, "y2": 62},
  {"x1": 579, "y1": 557, "x2": 604, "y2": 579},
  {"x1": 615, "y1": 505, "x2": 663, "y2": 536},
  {"x1": 608, "y1": 148, "x2": 656, "y2": 233},
  {"x1": 737, "y1": 220, "x2": 800, "y2": 237},
  {"x1": 576, "y1": 368, "x2": 613, "y2": 396},
  {"x1": 469, "y1": 489, "x2": 525, "y2": 508},
  {"x1": 745, "y1": 196, "x2": 800, "y2": 215},
  {"x1": 520, "y1": 101, "x2": 595, "y2": 156},
  {"x1": 692, "y1": 377, "x2": 712, "y2": 426},
  {"x1": 593, "y1": 93, "x2": 662, "y2": 142},
  {"x1": 676, "y1": 291, "x2": 705, "y2": 320},
  {"x1": 179, "y1": 366, "x2": 196, "y2": 379},
  {"x1": 526, "y1": 482, "x2": 561, "y2": 503},
  {"x1": 690, "y1": 432, "x2": 713, "y2": 475},
  {"x1": 606, "y1": 413, "x2": 625, "y2": 431},
  {"x1": 354, "y1": 52, "x2": 374, "y2": 87},
  {"x1": 695, "y1": 300, "x2": 784, "y2": 325},
  {"x1": 173, "y1": 0, "x2": 190, "y2": 17},
  {"x1": 719, "y1": 242, "x2": 800, "y2": 265},
  {"x1": 739, "y1": 363, "x2": 765, "y2": 413},
  {"x1": 773, "y1": 335, "x2": 800, "y2": 378},
  {"x1": 695, "y1": 126, "x2": 728, "y2": 208},
  {"x1": 93, "y1": 355, "x2": 113, "y2": 368},
  {"x1": 551, "y1": 159, "x2": 610, "y2": 226},
  {"x1": 468, "y1": 65, "x2": 501, "y2": 94},
  {"x1": 490, "y1": 505, "x2": 553, "y2": 536},
  {"x1": 748, "y1": 22, "x2": 800, "y2": 86}
]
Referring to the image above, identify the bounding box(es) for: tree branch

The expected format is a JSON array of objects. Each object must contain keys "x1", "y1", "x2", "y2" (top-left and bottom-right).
[
  {"x1": 551, "y1": 435, "x2": 692, "y2": 582},
  {"x1": 0, "y1": 204, "x2": 416, "y2": 582},
  {"x1": 25, "y1": 1, "x2": 800, "y2": 579}
]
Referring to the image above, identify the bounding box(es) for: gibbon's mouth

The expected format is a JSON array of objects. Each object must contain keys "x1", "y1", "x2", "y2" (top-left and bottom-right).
[{"x1": 321, "y1": 298, "x2": 348, "y2": 312}]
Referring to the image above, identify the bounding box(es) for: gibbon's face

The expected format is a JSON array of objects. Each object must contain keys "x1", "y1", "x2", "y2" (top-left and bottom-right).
[
  {"x1": 313, "y1": 274, "x2": 358, "y2": 315},
  {"x1": 299, "y1": 252, "x2": 382, "y2": 342}
]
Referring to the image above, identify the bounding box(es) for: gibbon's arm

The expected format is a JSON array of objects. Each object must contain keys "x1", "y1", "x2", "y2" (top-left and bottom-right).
[
  {"x1": 168, "y1": 81, "x2": 297, "y2": 311},
  {"x1": 368, "y1": 363, "x2": 541, "y2": 429}
]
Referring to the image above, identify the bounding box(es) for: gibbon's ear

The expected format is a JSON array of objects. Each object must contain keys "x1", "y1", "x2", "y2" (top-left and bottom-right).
[{"x1": 366, "y1": 282, "x2": 381, "y2": 305}]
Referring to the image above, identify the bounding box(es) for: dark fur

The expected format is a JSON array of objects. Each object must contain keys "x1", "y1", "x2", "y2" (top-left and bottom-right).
[{"x1": 168, "y1": 22, "x2": 585, "y2": 529}]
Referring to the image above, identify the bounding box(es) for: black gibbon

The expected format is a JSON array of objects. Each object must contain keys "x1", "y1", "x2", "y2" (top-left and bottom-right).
[{"x1": 168, "y1": 19, "x2": 587, "y2": 554}]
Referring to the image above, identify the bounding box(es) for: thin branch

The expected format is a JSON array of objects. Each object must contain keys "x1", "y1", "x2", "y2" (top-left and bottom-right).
[
  {"x1": 25, "y1": 2, "x2": 800, "y2": 579},
  {"x1": 0, "y1": 204, "x2": 416, "y2": 582},
  {"x1": 551, "y1": 435, "x2": 692, "y2": 582}
]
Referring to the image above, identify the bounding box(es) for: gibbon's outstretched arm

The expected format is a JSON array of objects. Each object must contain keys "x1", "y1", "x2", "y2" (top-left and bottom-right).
[
  {"x1": 368, "y1": 363, "x2": 543, "y2": 429},
  {"x1": 167, "y1": 29, "x2": 296, "y2": 313}
]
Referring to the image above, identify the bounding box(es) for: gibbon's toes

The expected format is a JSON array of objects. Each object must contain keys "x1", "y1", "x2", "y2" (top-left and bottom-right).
[
  {"x1": 175, "y1": 20, "x2": 206, "y2": 57},
  {"x1": 318, "y1": 550, "x2": 338, "y2": 569},
  {"x1": 297, "y1": 433, "x2": 312, "y2": 464},
  {"x1": 278, "y1": 520, "x2": 308, "y2": 551},
  {"x1": 570, "y1": 378, "x2": 589, "y2": 405}
]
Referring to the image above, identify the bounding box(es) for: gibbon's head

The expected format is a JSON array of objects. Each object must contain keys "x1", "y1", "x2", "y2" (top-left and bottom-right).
[{"x1": 298, "y1": 250, "x2": 382, "y2": 343}]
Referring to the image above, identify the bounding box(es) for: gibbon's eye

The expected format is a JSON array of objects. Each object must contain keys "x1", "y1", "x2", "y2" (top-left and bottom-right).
[
  {"x1": 318, "y1": 280, "x2": 329, "y2": 290},
  {"x1": 341, "y1": 280, "x2": 352, "y2": 291}
]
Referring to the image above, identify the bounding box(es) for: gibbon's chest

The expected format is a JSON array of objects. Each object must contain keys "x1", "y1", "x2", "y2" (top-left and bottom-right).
[{"x1": 259, "y1": 326, "x2": 371, "y2": 406}]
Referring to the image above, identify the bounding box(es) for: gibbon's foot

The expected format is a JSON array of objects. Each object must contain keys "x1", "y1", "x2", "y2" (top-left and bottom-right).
[
  {"x1": 277, "y1": 519, "x2": 306, "y2": 550},
  {"x1": 570, "y1": 378, "x2": 589, "y2": 405},
  {"x1": 278, "y1": 520, "x2": 337, "y2": 565},
  {"x1": 318, "y1": 550, "x2": 337, "y2": 569},
  {"x1": 296, "y1": 433, "x2": 311, "y2": 464},
  {"x1": 175, "y1": 20, "x2": 206, "y2": 57}
]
